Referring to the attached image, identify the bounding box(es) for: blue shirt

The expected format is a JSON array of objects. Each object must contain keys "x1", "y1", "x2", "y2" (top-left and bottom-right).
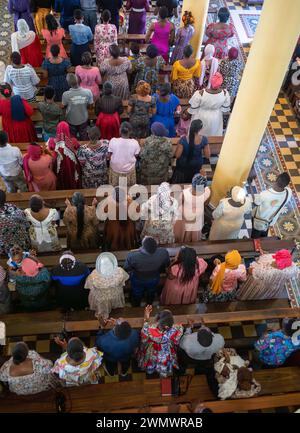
[
  {"x1": 96, "y1": 328, "x2": 140, "y2": 362},
  {"x1": 69, "y1": 23, "x2": 93, "y2": 46},
  {"x1": 254, "y1": 330, "x2": 298, "y2": 366}
]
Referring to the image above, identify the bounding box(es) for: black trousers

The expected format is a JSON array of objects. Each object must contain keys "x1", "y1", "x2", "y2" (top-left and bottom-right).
[
  {"x1": 104, "y1": 357, "x2": 131, "y2": 376},
  {"x1": 177, "y1": 348, "x2": 219, "y2": 398},
  {"x1": 251, "y1": 225, "x2": 269, "y2": 239}
]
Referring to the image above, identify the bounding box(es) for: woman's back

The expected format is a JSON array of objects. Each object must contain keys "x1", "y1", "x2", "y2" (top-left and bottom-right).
[
  {"x1": 200, "y1": 90, "x2": 227, "y2": 109},
  {"x1": 178, "y1": 135, "x2": 207, "y2": 169},
  {"x1": 95, "y1": 24, "x2": 117, "y2": 44},
  {"x1": 44, "y1": 59, "x2": 70, "y2": 77}
]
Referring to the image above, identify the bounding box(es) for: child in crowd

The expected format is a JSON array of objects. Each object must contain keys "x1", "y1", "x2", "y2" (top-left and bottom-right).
[
  {"x1": 7, "y1": 245, "x2": 36, "y2": 289},
  {"x1": 176, "y1": 108, "x2": 191, "y2": 137}
]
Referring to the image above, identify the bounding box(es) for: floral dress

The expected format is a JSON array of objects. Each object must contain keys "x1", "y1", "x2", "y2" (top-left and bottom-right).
[
  {"x1": 94, "y1": 23, "x2": 118, "y2": 66},
  {"x1": 100, "y1": 58, "x2": 132, "y2": 99},
  {"x1": 219, "y1": 58, "x2": 243, "y2": 98},
  {"x1": 24, "y1": 208, "x2": 61, "y2": 253},
  {"x1": 0, "y1": 350, "x2": 54, "y2": 395},
  {"x1": 132, "y1": 56, "x2": 166, "y2": 93},
  {"x1": 128, "y1": 96, "x2": 156, "y2": 138},
  {"x1": 52, "y1": 347, "x2": 103, "y2": 387},
  {"x1": 254, "y1": 331, "x2": 298, "y2": 366},
  {"x1": 137, "y1": 322, "x2": 183, "y2": 377},
  {"x1": 0, "y1": 203, "x2": 31, "y2": 255},
  {"x1": 205, "y1": 23, "x2": 234, "y2": 59},
  {"x1": 77, "y1": 141, "x2": 109, "y2": 188},
  {"x1": 85, "y1": 268, "x2": 129, "y2": 318}
]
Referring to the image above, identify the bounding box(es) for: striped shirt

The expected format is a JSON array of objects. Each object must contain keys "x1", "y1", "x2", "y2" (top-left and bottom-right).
[{"x1": 4, "y1": 65, "x2": 40, "y2": 101}]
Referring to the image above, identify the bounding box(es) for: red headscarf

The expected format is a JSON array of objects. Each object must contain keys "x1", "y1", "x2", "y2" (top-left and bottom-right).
[
  {"x1": 228, "y1": 47, "x2": 239, "y2": 60},
  {"x1": 23, "y1": 143, "x2": 42, "y2": 184},
  {"x1": 48, "y1": 121, "x2": 79, "y2": 152}
]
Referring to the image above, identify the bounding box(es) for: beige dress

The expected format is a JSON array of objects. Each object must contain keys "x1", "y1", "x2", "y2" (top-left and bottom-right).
[
  {"x1": 24, "y1": 208, "x2": 61, "y2": 252},
  {"x1": 237, "y1": 254, "x2": 300, "y2": 300},
  {"x1": 174, "y1": 186, "x2": 211, "y2": 243},
  {"x1": 84, "y1": 268, "x2": 129, "y2": 318},
  {"x1": 209, "y1": 198, "x2": 252, "y2": 241},
  {"x1": 63, "y1": 205, "x2": 100, "y2": 250}
]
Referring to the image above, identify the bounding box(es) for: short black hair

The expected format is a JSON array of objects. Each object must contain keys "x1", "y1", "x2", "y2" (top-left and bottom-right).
[
  {"x1": 102, "y1": 9, "x2": 111, "y2": 23},
  {"x1": 218, "y1": 7, "x2": 230, "y2": 23},
  {"x1": 130, "y1": 42, "x2": 140, "y2": 56},
  {"x1": 197, "y1": 328, "x2": 213, "y2": 347},
  {"x1": 11, "y1": 51, "x2": 21, "y2": 65},
  {"x1": 50, "y1": 44, "x2": 60, "y2": 57},
  {"x1": 276, "y1": 172, "x2": 290, "y2": 189},
  {"x1": 12, "y1": 342, "x2": 29, "y2": 365},
  {"x1": 0, "y1": 190, "x2": 6, "y2": 207},
  {"x1": 183, "y1": 45, "x2": 193, "y2": 58},
  {"x1": 159, "y1": 82, "x2": 171, "y2": 97},
  {"x1": 0, "y1": 83, "x2": 12, "y2": 98},
  {"x1": 159, "y1": 6, "x2": 169, "y2": 20},
  {"x1": 115, "y1": 321, "x2": 132, "y2": 340},
  {"x1": 46, "y1": 13, "x2": 58, "y2": 32},
  {"x1": 109, "y1": 44, "x2": 120, "y2": 59},
  {"x1": 103, "y1": 81, "x2": 113, "y2": 95},
  {"x1": 81, "y1": 51, "x2": 92, "y2": 66},
  {"x1": 29, "y1": 194, "x2": 44, "y2": 213},
  {"x1": 74, "y1": 9, "x2": 83, "y2": 20},
  {"x1": 156, "y1": 310, "x2": 174, "y2": 329},
  {"x1": 44, "y1": 85, "x2": 55, "y2": 100},
  {"x1": 142, "y1": 236, "x2": 157, "y2": 254},
  {"x1": 0, "y1": 131, "x2": 8, "y2": 147},
  {"x1": 282, "y1": 318, "x2": 298, "y2": 337},
  {"x1": 146, "y1": 44, "x2": 158, "y2": 59},
  {"x1": 120, "y1": 121, "x2": 132, "y2": 136},
  {"x1": 67, "y1": 338, "x2": 84, "y2": 362}
]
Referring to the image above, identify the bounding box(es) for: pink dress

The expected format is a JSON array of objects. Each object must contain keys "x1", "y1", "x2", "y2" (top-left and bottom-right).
[
  {"x1": 211, "y1": 264, "x2": 247, "y2": 293},
  {"x1": 94, "y1": 23, "x2": 118, "y2": 66},
  {"x1": 75, "y1": 66, "x2": 102, "y2": 101},
  {"x1": 160, "y1": 258, "x2": 208, "y2": 305},
  {"x1": 41, "y1": 28, "x2": 68, "y2": 59},
  {"x1": 27, "y1": 154, "x2": 57, "y2": 192},
  {"x1": 205, "y1": 23, "x2": 234, "y2": 59},
  {"x1": 151, "y1": 21, "x2": 171, "y2": 63}
]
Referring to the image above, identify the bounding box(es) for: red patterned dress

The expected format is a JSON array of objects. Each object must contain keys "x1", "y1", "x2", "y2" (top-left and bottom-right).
[{"x1": 205, "y1": 23, "x2": 234, "y2": 59}]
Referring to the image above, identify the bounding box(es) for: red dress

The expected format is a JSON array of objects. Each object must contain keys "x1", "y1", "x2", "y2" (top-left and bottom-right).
[
  {"x1": 0, "y1": 98, "x2": 37, "y2": 143},
  {"x1": 96, "y1": 112, "x2": 120, "y2": 140},
  {"x1": 205, "y1": 23, "x2": 234, "y2": 59},
  {"x1": 19, "y1": 35, "x2": 43, "y2": 67}
]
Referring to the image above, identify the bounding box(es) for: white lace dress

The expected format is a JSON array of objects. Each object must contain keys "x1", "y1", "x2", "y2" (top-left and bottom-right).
[{"x1": 24, "y1": 208, "x2": 61, "y2": 253}]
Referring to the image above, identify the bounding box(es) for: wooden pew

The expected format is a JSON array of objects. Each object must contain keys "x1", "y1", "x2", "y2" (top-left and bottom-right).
[
  {"x1": 13, "y1": 136, "x2": 223, "y2": 155},
  {"x1": 3, "y1": 302, "x2": 299, "y2": 337},
  {"x1": 1, "y1": 367, "x2": 300, "y2": 413}
]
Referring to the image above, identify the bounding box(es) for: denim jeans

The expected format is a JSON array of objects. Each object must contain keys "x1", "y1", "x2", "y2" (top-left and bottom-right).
[
  {"x1": 82, "y1": 10, "x2": 97, "y2": 33},
  {"x1": 2, "y1": 171, "x2": 28, "y2": 193},
  {"x1": 130, "y1": 274, "x2": 160, "y2": 307}
]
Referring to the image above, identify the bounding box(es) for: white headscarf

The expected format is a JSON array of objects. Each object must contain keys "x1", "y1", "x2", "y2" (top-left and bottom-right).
[
  {"x1": 200, "y1": 44, "x2": 219, "y2": 89},
  {"x1": 141, "y1": 182, "x2": 178, "y2": 221},
  {"x1": 96, "y1": 253, "x2": 118, "y2": 278},
  {"x1": 11, "y1": 19, "x2": 35, "y2": 52},
  {"x1": 231, "y1": 186, "x2": 246, "y2": 204}
]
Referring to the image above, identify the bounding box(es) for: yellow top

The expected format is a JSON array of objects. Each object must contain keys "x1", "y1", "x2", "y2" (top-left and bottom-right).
[{"x1": 171, "y1": 59, "x2": 201, "y2": 82}]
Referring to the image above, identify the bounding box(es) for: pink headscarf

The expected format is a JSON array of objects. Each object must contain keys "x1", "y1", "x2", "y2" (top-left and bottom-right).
[
  {"x1": 23, "y1": 144, "x2": 42, "y2": 185},
  {"x1": 272, "y1": 250, "x2": 293, "y2": 270},
  {"x1": 210, "y1": 72, "x2": 223, "y2": 89},
  {"x1": 21, "y1": 258, "x2": 44, "y2": 277}
]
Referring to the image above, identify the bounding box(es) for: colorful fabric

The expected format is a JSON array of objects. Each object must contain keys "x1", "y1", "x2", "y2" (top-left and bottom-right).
[
  {"x1": 205, "y1": 22, "x2": 234, "y2": 59},
  {"x1": 170, "y1": 25, "x2": 195, "y2": 64},
  {"x1": 77, "y1": 141, "x2": 109, "y2": 188},
  {"x1": 52, "y1": 347, "x2": 103, "y2": 386},
  {"x1": 137, "y1": 322, "x2": 183, "y2": 377},
  {"x1": 211, "y1": 250, "x2": 242, "y2": 295},
  {"x1": 129, "y1": 96, "x2": 156, "y2": 139},
  {"x1": 219, "y1": 58, "x2": 243, "y2": 98},
  {"x1": 254, "y1": 331, "x2": 298, "y2": 366},
  {"x1": 133, "y1": 56, "x2": 165, "y2": 93},
  {"x1": 139, "y1": 135, "x2": 173, "y2": 185},
  {"x1": 100, "y1": 58, "x2": 131, "y2": 100},
  {"x1": 94, "y1": 23, "x2": 118, "y2": 66},
  {"x1": 0, "y1": 203, "x2": 31, "y2": 255}
]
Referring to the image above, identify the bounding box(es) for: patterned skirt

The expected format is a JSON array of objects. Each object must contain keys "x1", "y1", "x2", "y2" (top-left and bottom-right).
[
  {"x1": 109, "y1": 166, "x2": 136, "y2": 188},
  {"x1": 172, "y1": 78, "x2": 196, "y2": 99}
]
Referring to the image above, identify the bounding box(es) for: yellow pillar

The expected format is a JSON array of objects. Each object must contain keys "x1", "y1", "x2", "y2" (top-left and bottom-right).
[
  {"x1": 210, "y1": 0, "x2": 300, "y2": 206},
  {"x1": 181, "y1": 0, "x2": 209, "y2": 59}
]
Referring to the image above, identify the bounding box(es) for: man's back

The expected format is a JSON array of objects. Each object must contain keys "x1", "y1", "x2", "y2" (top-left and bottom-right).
[
  {"x1": 62, "y1": 86, "x2": 93, "y2": 125},
  {"x1": 124, "y1": 247, "x2": 170, "y2": 280}
]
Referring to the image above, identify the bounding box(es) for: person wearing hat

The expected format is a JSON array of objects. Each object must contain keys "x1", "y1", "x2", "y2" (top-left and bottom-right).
[
  {"x1": 174, "y1": 172, "x2": 211, "y2": 243},
  {"x1": 51, "y1": 251, "x2": 90, "y2": 311},
  {"x1": 219, "y1": 47, "x2": 244, "y2": 102},
  {"x1": 85, "y1": 253, "x2": 129, "y2": 319},
  {"x1": 15, "y1": 257, "x2": 51, "y2": 310},
  {"x1": 96, "y1": 316, "x2": 139, "y2": 376},
  {"x1": 188, "y1": 71, "x2": 231, "y2": 136},
  {"x1": 0, "y1": 266, "x2": 11, "y2": 314},
  {"x1": 209, "y1": 186, "x2": 252, "y2": 241},
  {"x1": 139, "y1": 122, "x2": 173, "y2": 185},
  {"x1": 207, "y1": 250, "x2": 247, "y2": 302},
  {"x1": 52, "y1": 337, "x2": 103, "y2": 386}
]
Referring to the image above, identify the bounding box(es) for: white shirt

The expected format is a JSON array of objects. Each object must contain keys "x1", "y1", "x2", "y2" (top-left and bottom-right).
[
  {"x1": 4, "y1": 65, "x2": 40, "y2": 101},
  {"x1": 0, "y1": 144, "x2": 23, "y2": 177},
  {"x1": 108, "y1": 137, "x2": 140, "y2": 173},
  {"x1": 253, "y1": 187, "x2": 292, "y2": 231}
]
